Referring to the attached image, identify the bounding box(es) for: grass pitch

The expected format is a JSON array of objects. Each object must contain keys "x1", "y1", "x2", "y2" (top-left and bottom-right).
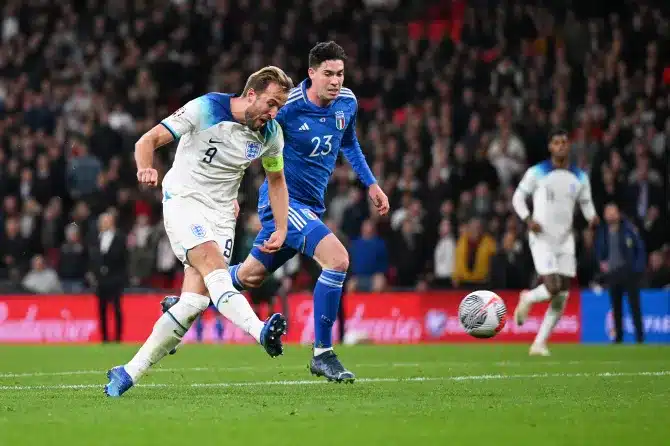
[{"x1": 0, "y1": 344, "x2": 668, "y2": 445}]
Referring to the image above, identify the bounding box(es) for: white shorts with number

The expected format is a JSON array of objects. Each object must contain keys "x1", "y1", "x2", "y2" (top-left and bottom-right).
[
  {"x1": 528, "y1": 233, "x2": 576, "y2": 278},
  {"x1": 163, "y1": 194, "x2": 235, "y2": 268}
]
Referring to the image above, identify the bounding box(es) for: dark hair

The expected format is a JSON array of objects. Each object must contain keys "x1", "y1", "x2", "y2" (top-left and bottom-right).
[
  {"x1": 308, "y1": 41, "x2": 347, "y2": 68},
  {"x1": 548, "y1": 128, "x2": 568, "y2": 141}
]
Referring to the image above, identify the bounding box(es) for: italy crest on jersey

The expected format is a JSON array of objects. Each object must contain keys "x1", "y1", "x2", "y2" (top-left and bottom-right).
[
  {"x1": 335, "y1": 111, "x2": 346, "y2": 131},
  {"x1": 245, "y1": 141, "x2": 262, "y2": 160}
]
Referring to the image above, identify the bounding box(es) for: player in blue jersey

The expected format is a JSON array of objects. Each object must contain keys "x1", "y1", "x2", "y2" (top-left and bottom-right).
[{"x1": 231, "y1": 41, "x2": 390, "y2": 382}]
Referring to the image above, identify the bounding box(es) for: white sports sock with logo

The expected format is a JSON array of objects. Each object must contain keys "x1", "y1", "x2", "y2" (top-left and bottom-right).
[
  {"x1": 204, "y1": 269, "x2": 264, "y2": 343},
  {"x1": 124, "y1": 293, "x2": 209, "y2": 382}
]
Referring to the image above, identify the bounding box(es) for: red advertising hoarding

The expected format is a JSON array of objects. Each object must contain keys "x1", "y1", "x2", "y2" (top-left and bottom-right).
[
  {"x1": 0, "y1": 290, "x2": 581, "y2": 344},
  {"x1": 285, "y1": 290, "x2": 580, "y2": 344}
]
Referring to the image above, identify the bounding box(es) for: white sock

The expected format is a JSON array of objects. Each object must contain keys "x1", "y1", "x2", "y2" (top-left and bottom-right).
[
  {"x1": 534, "y1": 291, "x2": 568, "y2": 345},
  {"x1": 125, "y1": 292, "x2": 209, "y2": 382},
  {"x1": 526, "y1": 284, "x2": 552, "y2": 303},
  {"x1": 204, "y1": 269, "x2": 264, "y2": 343},
  {"x1": 314, "y1": 347, "x2": 333, "y2": 356}
]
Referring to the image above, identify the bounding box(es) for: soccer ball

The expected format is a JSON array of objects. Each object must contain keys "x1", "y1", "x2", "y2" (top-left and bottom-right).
[{"x1": 458, "y1": 290, "x2": 507, "y2": 338}]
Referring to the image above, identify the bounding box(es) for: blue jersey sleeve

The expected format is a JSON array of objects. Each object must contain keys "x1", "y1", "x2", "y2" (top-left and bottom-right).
[
  {"x1": 275, "y1": 104, "x2": 288, "y2": 128},
  {"x1": 341, "y1": 107, "x2": 376, "y2": 187}
]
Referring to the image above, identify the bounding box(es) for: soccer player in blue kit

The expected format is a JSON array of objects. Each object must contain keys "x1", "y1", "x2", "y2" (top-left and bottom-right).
[{"x1": 234, "y1": 41, "x2": 389, "y2": 382}]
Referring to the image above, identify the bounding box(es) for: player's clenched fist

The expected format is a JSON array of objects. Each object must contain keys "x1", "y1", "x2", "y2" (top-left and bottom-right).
[
  {"x1": 259, "y1": 228, "x2": 286, "y2": 254},
  {"x1": 137, "y1": 168, "x2": 159, "y2": 186}
]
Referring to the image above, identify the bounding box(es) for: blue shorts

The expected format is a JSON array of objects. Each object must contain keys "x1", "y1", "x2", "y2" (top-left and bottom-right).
[{"x1": 250, "y1": 202, "x2": 331, "y2": 273}]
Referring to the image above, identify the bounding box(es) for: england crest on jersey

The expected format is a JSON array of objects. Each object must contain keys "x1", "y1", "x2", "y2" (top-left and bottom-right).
[
  {"x1": 245, "y1": 141, "x2": 262, "y2": 160},
  {"x1": 335, "y1": 111, "x2": 346, "y2": 131}
]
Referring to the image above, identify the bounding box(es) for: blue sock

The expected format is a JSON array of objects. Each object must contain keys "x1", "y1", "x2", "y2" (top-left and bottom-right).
[
  {"x1": 195, "y1": 316, "x2": 204, "y2": 342},
  {"x1": 214, "y1": 316, "x2": 224, "y2": 340},
  {"x1": 313, "y1": 269, "x2": 346, "y2": 349},
  {"x1": 229, "y1": 264, "x2": 244, "y2": 291}
]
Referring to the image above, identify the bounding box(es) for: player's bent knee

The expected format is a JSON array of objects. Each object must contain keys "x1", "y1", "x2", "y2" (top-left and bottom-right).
[
  {"x1": 314, "y1": 235, "x2": 349, "y2": 272},
  {"x1": 238, "y1": 257, "x2": 269, "y2": 288},
  {"x1": 328, "y1": 253, "x2": 349, "y2": 272},
  {"x1": 243, "y1": 272, "x2": 265, "y2": 289}
]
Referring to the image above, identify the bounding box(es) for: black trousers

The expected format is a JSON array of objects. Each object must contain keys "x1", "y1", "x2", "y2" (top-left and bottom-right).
[
  {"x1": 608, "y1": 271, "x2": 644, "y2": 343},
  {"x1": 97, "y1": 285, "x2": 123, "y2": 343}
]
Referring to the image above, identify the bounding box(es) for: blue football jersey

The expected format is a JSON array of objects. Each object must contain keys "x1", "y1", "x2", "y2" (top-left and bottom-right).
[{"x1": 258, "y1": 79, "x2": 370, "y2": 215}]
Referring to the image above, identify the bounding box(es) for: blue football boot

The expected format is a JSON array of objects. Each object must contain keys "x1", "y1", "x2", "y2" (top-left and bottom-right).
[
  {"x1": 104, "y1": 366, "x2": 134, "y2": 397},
  {"x1": 260, "y1": 313, "x2": 287, "y2": 357}
]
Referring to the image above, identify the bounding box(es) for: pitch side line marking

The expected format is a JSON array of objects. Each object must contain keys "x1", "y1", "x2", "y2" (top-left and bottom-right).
[
  {"x1": 0, "y1": 360, "x2": 629, "y2": 379},
  {"x1": 0, "y1": 371, "x2": 668, "y2": 391}
]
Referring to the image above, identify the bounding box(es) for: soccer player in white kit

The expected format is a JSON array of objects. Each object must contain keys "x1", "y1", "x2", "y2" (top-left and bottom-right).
[
  {"x1": 511, "y1": 129, "x2": 599, "y2": 356},
  {"x1": 105, "y1": 66, "x2": 294, "y2": 397}
]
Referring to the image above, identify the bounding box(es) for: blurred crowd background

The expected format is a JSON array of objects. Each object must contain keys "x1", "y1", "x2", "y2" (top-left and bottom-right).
[{"x1": 1, "y1": 0, "x2": 669, "y2": 296}]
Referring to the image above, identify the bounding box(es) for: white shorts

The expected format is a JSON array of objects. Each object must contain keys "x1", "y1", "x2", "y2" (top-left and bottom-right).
[
  {"x1": 163, "y1": 195, "x2": 235, "y2": 267},
  {"x1": 529, "y1": 235, "x2": 576, "y2": 278}
]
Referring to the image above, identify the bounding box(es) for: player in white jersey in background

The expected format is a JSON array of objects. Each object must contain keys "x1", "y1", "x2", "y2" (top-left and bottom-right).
[
  {"x1": 511, "y1": 128, "x2": 599, "y2": 356},
  {"x1": 105, "y1": 66, "x2": 294, "y2": 397}
]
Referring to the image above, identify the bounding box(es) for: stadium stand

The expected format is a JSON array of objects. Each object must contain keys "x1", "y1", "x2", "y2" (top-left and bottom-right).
[{"x1": 0, "y1": 0, "x2": 668, "y2": 293}]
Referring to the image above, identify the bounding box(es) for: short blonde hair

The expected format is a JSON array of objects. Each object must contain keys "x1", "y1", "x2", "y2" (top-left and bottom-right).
[{"x1": 242, "y1": 66, "x2": 294, "y2": 97}]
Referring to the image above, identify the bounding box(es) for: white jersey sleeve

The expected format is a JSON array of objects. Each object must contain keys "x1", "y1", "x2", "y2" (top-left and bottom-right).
[
  {"x1": 512, "y1": 166, "x2": 538, "y2": 221},
  {"x1": 161, "y1": 96, "x2": 212, "y2": 138},
  {"x1": 577, "y1": 172, "x2": 597, "y2": 222}
]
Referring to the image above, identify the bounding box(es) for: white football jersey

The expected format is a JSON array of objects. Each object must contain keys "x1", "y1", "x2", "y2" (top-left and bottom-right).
[
  {"x1": 513, "y1": 160, "x2": 597, "y2": 250},
  {"x1": 160, "y1": 93, "x2": 283, "y2": 213}
]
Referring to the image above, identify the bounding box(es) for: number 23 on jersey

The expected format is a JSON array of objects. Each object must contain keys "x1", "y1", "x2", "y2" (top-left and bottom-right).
[{"x1": 309, "y1": 135, "x2": 333, "y2": 157}]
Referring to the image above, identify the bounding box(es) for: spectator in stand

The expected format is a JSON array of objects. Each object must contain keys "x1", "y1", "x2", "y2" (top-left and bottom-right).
[
  {"x1": 433, "y1": 219, "x2": 455, "y2": 288},
  {"x1": 625, "y1": 156, "x2": 662, "y2": 224},
  {"x1": 0, "y1": 0, "x2": 668, "y2": 293},
  {"x1": 59, "y1": 223, "x2": 87, "y2": 292},
  {"x1": 0, "y1": 217, "x2": 28, "y2": 281},
  {"x1": 349, "y1": 219, "x2": 388, "y2": 292},
  {"x1": 646, "y1": 251, "x2": 670, "y2": 288},
  {"x1": 392, "y1": 219, "x2": 424, "y2": 288},
  {"x1": 453, "y1": 217, "x2": 496, "y2": 289},
  {"x1": 22, "y1": 254, "x2": 62, "y2": 294},
  {"x1": 641, "y1": 205, "x2": 665, "y2": 254},
  {"x1": 88, "y1": 211, "x2": 127, "y2": 343},
  {"x1": 595, "y1": 203, "x2": 646, "y2": 344},
  {"x1": 67, "y1": 142, "x2": 102, "y2": 200},
  {"x1": 127, "y1": 214, "x2": 157, "y2": 287},
  {"x1": 41, "y1": 197, "x2": 64, "y2": 253},
  {"x1": 488, "y1": 120, "x2": 527, "y2": 187},
  {"x1": 490, "y1": 229, "x2": 529, "y2": 289},
  {"x1": 577, "y1": 228, "x2": 599, "y2": 287}
]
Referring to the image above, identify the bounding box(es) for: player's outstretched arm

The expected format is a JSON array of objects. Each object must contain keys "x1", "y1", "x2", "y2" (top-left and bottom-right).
[
  {"x1": 261, "y1": 162, "x2": 289, "y2": 253},
  {"x1": 578, "y1": 174, "x2": 599, "y2": 228},
  {"x1": 135, "y1": 124, "x2": 175, "y2": 186},
  {"x1": 340, "y1": 109, "x2": 389, "y2": 215},
  {"x1": 512, "y1": 168, "x2": 542, "y2": 233}
]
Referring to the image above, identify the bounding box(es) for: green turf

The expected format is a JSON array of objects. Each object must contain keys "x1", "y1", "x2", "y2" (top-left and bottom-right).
[{"x1": 0, "y1": 344, "x2": 668, "y2": 445}]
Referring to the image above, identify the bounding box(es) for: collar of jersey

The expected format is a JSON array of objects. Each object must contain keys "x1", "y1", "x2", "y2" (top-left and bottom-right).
[{"x1": 300, "y1": 78, "x2": 338, "y2": 110}]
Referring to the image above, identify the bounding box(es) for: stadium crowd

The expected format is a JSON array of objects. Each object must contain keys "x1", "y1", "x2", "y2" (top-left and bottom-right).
[{"x1": 0, "y1": 0, "x2": 669, "y2": 295}]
